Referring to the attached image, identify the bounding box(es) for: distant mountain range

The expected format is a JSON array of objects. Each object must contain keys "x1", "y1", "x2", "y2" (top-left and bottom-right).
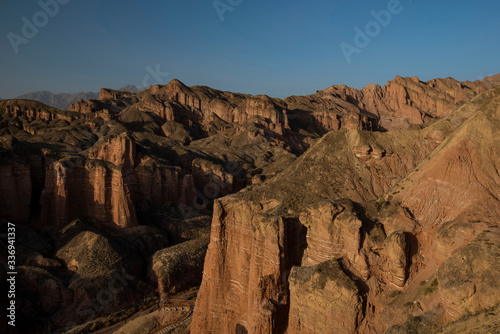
[{"x1": 14, "y1": 85, "x2": 141, "y2": 110}]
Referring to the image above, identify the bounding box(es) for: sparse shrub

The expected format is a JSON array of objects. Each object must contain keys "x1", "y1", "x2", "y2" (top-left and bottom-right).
[
  {"x1": 403, "y1": 301, "x2": 414, "y2": 308},
  {"x1": 422, "y1": 279, "x2": 438, "y2": 296},
  {"x1": 388, "y1": 290, "x2": 401, "y2": 298}
]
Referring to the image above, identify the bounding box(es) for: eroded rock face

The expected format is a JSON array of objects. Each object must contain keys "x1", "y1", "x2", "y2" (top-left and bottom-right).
[
  {"x1": 48, "y1": 219, "x2": 149, "y2": 328},
  {"x1": 438, "y1": 231, "x2": 500, "y2": 319},
  {"x1": 288, "y1": 75, "x2": 492, "y2": 131},
  {"x1": 135, "y1": 163, "x2": 183, "y2": 207},
  {"x1": 86, "y1": 133, "x2": 136, "y2": 169},
  {"x1": 0, "y1": 99, "x2": 85, "y2": 123},
  {"x1": 435, "y1": 303, "x2": 500, "y2": 334},
  {"x1": 288, "y1": 260, "x2": 362, "y2": 334},
  {"x1": 193, "y1": 86, "x2": 500, "y2": 333},
  {"x1": 149, "y1": 237, "x2": 209, "y2": 298},
  {"x1": 300, "y1": 200, "x2": 362, "y2": 269},
  {"x1": 191, "y1": 198, "x2": 295, "y2": 334},
  {"x1": 2, "y1": 91, "x2": 292, "y2": 228},
  {"x1": 40, "y1": 160, "x2": 138, "y2": 227},
  {"x1": 161, "y1": 121, "x2": 192, "y2": 144},
  {"x1": 1, "y1": 75, "x2": 500, "y2": 333},
  {"x1": 384, "y1": 231, "x2": 408, "y2": 288}
]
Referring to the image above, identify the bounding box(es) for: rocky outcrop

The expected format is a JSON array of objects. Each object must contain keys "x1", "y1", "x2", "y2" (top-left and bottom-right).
[
  {"x1": 149, "y1": 237, "x2": 209, "y2": 299},
  {"x1": 100, "y1": 88, "x2": 137, "y2": 101},
  {"x1": 353, "y1": 144, "x2": 385, "y2": 160},
  {"x1": 135, "y1": 163, "x2": 184, "y2": 207},
  {"x1": 287, "y1": 260, "x2": 363, "y2": 334},
  {"x1": 308, "y1": 75, "x2": 494, "y2": 130},
  {"x1": 0, "y1": 99, "x2": 85, "y2": 123},
  {"x1": 135, "y1": 94, "x2": 175, "y2": 121},
  {"x1": 191, "y1": 198, "x2": 296, "y2": 334},
  {"x1": 384, "y1": 231, "x2": 408, "y2": 288},
  {"x1": 299, "y1": 200, "x2": 363, "y2": 271},
  {"x1": 161, "y1": 121, "x2": 192, "y2": 144},
  {"x1": 191, "y1": 158, "x2": 235, "y2": 197},
  {"x1": 48, "y1": 219, "x2": 147, "y2": 328},
  {"x1": 437, "y1": 231, "x2": 500, "y2": 319},
  {"x1": 2, "y1": 74, "x2": 500, "y2": 333},
  {"x1": 193, "y1": 86, "x2": 500, "y2": 333},
  {"x1": 86, "y1": 133, "x2": 136, "y2": 169},
  {"x1": 40, "y1": 159, "x2": 138, "y2": 227},
  {"x1": 69, "y1": 99, "x2": 115, "y2": 120}
]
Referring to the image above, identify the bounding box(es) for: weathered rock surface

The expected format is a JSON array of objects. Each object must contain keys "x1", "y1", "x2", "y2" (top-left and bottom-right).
[
  {"x1": 299, "y1": 200, "x2": 366, "y2": 278},
  {"x1": 55, "y1": 223, "x2": 142, "y2": 278},
  {"x1": 192, "y1": 85, "x2": 500, "y2": 333},
  {"x1": 1, "y1": 74, "x2": 500, "y2": 333},
  {"x1": 384, "y1": 231, "x2": 408, "y2": 288},
  {"x1": 191, "y1": 198, "x2": 294, "y2": 334},
  {"x1": 149, "y1": 237, "x2": 209, "y2": 298},
  {"x1": 437, "y1": 231, "x2": 500, "y2": 319},
  {"x1": 435, "y1": 303, "x2": 500, "y2": 334},
  {"x1": 288, "y1": 260, "x2": 363, "y2": 334},
  {"x1": 40, "y1": 159, "x2": 138, "y2": 227},
  {"x1": 48, "y1": 219, "x2": 153, "y2": 328}
]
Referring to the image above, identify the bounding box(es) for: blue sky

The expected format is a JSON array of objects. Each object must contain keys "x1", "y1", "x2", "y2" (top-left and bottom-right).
[{"x1": 0, "y1": 0, "x2": 499, "y2": 99}]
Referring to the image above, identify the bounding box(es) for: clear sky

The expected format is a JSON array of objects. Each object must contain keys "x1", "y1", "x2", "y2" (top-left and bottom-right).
[{"x1": 1, "y1": 0, "x2": 499, "y2": 98}]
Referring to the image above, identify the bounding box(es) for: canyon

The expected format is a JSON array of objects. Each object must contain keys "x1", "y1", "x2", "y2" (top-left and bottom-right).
[{"x1": 0, "y1": 73, "x2": 499, "y2": 333}]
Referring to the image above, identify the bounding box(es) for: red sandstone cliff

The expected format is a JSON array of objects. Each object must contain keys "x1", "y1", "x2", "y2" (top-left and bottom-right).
[
  {"x1": 40, "y1": 159, "x2": 138, "y2": 227},
  {"x1": 1, "y1": 74, "x2": 500, "y2": 333},
  {"x1": 192, "y1": 85, "x2": 500, "y2": 333}
]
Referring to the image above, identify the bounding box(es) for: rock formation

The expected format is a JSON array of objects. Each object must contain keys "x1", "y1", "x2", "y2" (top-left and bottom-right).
[
  {"x1": 1, "y1": 74, "x2": 499, "y2": 333},
  {"x1": 192, "y1": 84, "x2": 500, "y2": 333},
  {"x1": 149, "y1": 237, "x2": 209, "y2": 298},
  {"x1": 288, "y1": 260, "x2": 363, "y2": 334}
]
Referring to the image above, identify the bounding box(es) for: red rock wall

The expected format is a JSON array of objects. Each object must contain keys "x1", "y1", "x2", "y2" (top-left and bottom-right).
[
  {"x1": 0, "y1": 161, "x2": 32, "y2": 223},
  {"x1": 191, "y1": 198, "x2": 292, "y2": 334},
  {"x1": 40, "y1": 161, "x2": 138, "y2": 227}
]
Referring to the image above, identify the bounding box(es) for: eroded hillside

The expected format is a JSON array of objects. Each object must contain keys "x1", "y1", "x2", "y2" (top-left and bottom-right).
[{"x1": 0, "y1": 74, "x2": 499, "y2": 333}]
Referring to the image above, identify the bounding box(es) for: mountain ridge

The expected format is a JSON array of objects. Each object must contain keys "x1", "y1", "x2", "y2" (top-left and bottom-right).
[
  {"x1": 0, "y1": 73, "x2": 499, "y2": 333},
  {"x1": 14, "y1": 85, "x2": 142, "y2": 110}
]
